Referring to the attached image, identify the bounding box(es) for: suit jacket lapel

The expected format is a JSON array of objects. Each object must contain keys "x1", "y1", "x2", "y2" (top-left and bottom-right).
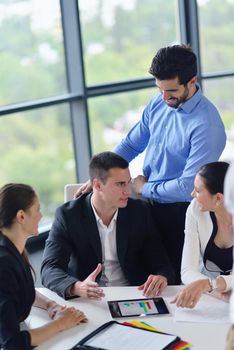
[
  {"x1": 116, "y1": 207, "x2": 129, "y2": 265},
  {"x1": 83, "y1": 194, "x2": 102, "y2": 262}
]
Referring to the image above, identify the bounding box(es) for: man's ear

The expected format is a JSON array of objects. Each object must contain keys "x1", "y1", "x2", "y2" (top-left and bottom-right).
[
  {"x1": 189, "y1": 76, "x2": 197, "y2": 85},
  {"x1": 16, "y1": 210, "x2": 25, "y2": 224},
  {"x1": 92, "y1": 178, "x2": 102, "y2": 191}
]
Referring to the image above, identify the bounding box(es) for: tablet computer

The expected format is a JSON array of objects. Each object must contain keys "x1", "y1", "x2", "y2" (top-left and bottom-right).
[{"x1": 107, "y1": 297, "x2": 169, "y2": 318}]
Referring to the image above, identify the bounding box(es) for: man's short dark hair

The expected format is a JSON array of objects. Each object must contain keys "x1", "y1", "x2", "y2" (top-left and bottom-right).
[
  {"x1": 149, "y1": 44, "x2": 197, "y2": 85},
  {"x1": 89, "y1": 152, "x2": 129, "y2": 183}
]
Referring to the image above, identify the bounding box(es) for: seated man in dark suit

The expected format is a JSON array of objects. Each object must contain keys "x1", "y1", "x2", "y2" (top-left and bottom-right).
[{"x1": 41, "y1": 152, "x2": 175, "y2": 300}]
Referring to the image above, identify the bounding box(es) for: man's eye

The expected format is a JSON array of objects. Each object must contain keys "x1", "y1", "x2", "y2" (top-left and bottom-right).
[{"x1": 116, "y1": 183, "x2": 125, "y2": 188}]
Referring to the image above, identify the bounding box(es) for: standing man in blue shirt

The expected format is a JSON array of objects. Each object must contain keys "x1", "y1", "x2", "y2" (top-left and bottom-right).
[
  {"x1": 113, "y1": 44, "x2": 226, "y2": 283},
  {"x1": 75, "y1": 45, "x2": 226, "y2": 284}
]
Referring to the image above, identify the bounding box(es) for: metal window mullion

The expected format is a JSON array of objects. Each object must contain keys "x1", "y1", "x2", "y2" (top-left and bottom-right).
[
  {"x1": 60, "y1": 0, "x2": 91, "y2": 182},
  {"x1": 178, "y1": 0, "x2": 202, "y2": 87}
]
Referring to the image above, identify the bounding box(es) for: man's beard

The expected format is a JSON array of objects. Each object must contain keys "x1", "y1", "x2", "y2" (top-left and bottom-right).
[{"x1": 165, "y1": 85, "x2": 189, "y2": 108}]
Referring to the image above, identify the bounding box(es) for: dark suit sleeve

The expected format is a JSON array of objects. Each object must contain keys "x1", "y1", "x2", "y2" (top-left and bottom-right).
[
  {"x1": 0, "y1": 261, "x2": 32, "y2": 350},
  {"x1": 41, "y1": 206, "x2": 78, "y2": 299},
  {"x1": 142, "y1": 203, "x2": 175, "y2": 284}
]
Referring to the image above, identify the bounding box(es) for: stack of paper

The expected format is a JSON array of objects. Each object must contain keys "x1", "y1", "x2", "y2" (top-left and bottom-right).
[
  {"x1": 122, "y1": 320, "x2": 191, "y2": 350},
  {"x1": 174, "y1": 293, "x2": 230, "y2": 324},
  {"x1": 81, "y1": 321, "x2": 180, "y2": 350}
]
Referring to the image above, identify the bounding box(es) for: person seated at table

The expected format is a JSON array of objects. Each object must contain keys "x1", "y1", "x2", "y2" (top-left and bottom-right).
[
  {"x1": 41, "y1": 151, "x2": 175, "y2": 300},
  {"x1": 0, "y1": 183, "x2": 86, "y2": 350},
  {"x1": 224, "y1": 161, "x2": 234, "y2": 350},
  {"x1": 171, "y1": 161, "x2": 232, "y2": 309}
]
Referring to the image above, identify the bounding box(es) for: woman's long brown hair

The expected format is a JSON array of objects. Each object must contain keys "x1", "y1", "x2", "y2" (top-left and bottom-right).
[{"x1": 0, "y1": 183, "x2": 37, "y2": 280}]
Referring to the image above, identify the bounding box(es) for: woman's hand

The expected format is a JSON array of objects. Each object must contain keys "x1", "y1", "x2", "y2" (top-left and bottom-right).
[
  {"x1": 170, "y1": 279, "x2": 210, "y2": 308},
  {"x1": 54, "y1": 306, "x2": 87, "y2": 331},
  {"x1": 47, "y1": 301, "x2": 65, "y2": 319},
  {"x1": 30, "y1": 299, "x2": 87, "y2": 346}
]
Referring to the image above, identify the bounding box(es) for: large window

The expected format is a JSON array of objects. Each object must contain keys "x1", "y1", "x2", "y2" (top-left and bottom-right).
[
  {"x1": 197, "y1": 0, "x2": 234, "y2": 162},
  {"x1": 0, "y1": 104, "x2": 76, "y2": 228},
  {"x1": 89, "y1": 88, "x2": 156, "y2": 176},
  {"x1": 203, "y1": 77, "x2": 234, "y2": 162},
  {"x1": 0, "y1": 0, "x2": 75, "y2": 229},
  {"x1": 198, "y1": 0, "x2": 234, "y2": 74},
  {"x1": 89, "y1": 89, "x2": 155, "y2": 153},
  {"x1": 0, "y1": 0, "x2": 66, "y2": 105},
  {"x1": 0, "y1": 0, "x2": 234, "y2": 233},
  {"x1": 79, "y1": 0, "x2": 179, "y2": 85}
]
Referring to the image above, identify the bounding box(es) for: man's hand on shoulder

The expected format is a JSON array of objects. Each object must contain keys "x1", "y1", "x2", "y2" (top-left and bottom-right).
[
  {"x1": 74, "y1": 180, "x2": 92, "y2": 198},
  {"x1": 71, "y1": 263, "x2": 105, "y2": 299},
  {"x1": 138, "y1": 275, "x2": 167, "y2": 297}
]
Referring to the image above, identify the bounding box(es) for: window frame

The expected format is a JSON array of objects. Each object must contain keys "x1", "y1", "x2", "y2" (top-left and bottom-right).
[{"x1": 0, "y1": 0, "x2": 233, "y2": 241}]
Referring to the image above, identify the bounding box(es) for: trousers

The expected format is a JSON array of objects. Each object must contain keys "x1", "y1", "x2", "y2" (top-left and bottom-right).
[{"x1": 149, "y1": 201, "x2": 190, "y2": 285}]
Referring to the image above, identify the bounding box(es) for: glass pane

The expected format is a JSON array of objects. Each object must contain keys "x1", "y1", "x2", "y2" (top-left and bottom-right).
[
  {"x1": 203, "y1": 77, "x2": 234, "y2": 163},
  {"x1": 0, "y1": 104, "x2": 76, "y2": 229},
  {"x1": 0, "y1": 0, "x2": 66, "y2": 105},
  {"x1": 198, "y1": 0, "x2": 234, "y2": 73},
  {"x1": 79, "y1": 0, "x2": 179, "y2": 85},
  {"x1": 88, "y1": 88, "x2": 156, "y2": 177}
]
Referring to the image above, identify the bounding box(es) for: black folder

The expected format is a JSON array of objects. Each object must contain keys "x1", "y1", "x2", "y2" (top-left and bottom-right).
[{"x1": 70, "y1": 320, "x2": 180, "y2": 350}]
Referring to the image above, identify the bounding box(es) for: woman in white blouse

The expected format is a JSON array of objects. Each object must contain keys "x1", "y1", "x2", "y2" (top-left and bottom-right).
[
  {"x1": 171, "y1": 161, "x2": 232, "y2": 308},
  {"x1": 224, "y1": 161, "x2": 234, "y2": 350}
]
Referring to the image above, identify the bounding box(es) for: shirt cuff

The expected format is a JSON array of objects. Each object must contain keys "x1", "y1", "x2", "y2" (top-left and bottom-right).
[
  {"x1": 65, "y1": 284, "x2": 75, "y2": 298},
  {"x1": 142, "y1": 182, "x2": 157, "y2": 201},
  {"x1": 217, "y1": 275, "x2": 232, "y2": 292}
]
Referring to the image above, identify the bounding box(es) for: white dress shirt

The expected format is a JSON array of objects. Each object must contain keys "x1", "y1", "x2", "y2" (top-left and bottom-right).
[{"x1": 91, "y1": 200, "x2": 129, "y2": 286}]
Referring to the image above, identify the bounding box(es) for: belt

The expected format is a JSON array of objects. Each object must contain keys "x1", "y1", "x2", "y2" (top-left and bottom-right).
[{"x1": 148, "y1": 199, "x2": 190, "y2": 207}]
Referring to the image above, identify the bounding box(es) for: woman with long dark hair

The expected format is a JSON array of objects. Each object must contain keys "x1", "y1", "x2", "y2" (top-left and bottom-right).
[
  {"x1": 0, "y1": 183, "x2": 86, "y2": 350},
  {"x1": 171, "y1": 162, "x2": 232, "y2": 308}
]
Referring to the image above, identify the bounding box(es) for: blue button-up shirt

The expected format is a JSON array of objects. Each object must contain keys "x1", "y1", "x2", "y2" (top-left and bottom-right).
[{"x1": 114, "y1": 86, "x2": 226, "y2": 203}]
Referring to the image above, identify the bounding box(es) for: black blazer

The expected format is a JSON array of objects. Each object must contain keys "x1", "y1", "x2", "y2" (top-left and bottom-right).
[
  {"x1": 41, "y1": 194, "x2": 175, "y2": 299},
  {"x1": 0, "y1": 233, "x2": 35, "y2": 350}
]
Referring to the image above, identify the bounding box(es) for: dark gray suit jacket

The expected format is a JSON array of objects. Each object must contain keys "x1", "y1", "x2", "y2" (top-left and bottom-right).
[{"x1": 41, "y1": 193, "x2": 175, "y2": 299}]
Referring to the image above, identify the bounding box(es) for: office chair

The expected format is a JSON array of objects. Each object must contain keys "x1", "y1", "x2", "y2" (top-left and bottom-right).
[{"x1": 64, "y1": 184, "x2": 83, "y2": 202}]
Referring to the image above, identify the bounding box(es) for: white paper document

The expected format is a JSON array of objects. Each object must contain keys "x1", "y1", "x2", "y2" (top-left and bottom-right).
[
  {"x1": 85, "y1": 323, "x2": 177, "y2": 350},
  {"x1": 174, "y1": 293, "x2": 230, "y2": 323}
]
